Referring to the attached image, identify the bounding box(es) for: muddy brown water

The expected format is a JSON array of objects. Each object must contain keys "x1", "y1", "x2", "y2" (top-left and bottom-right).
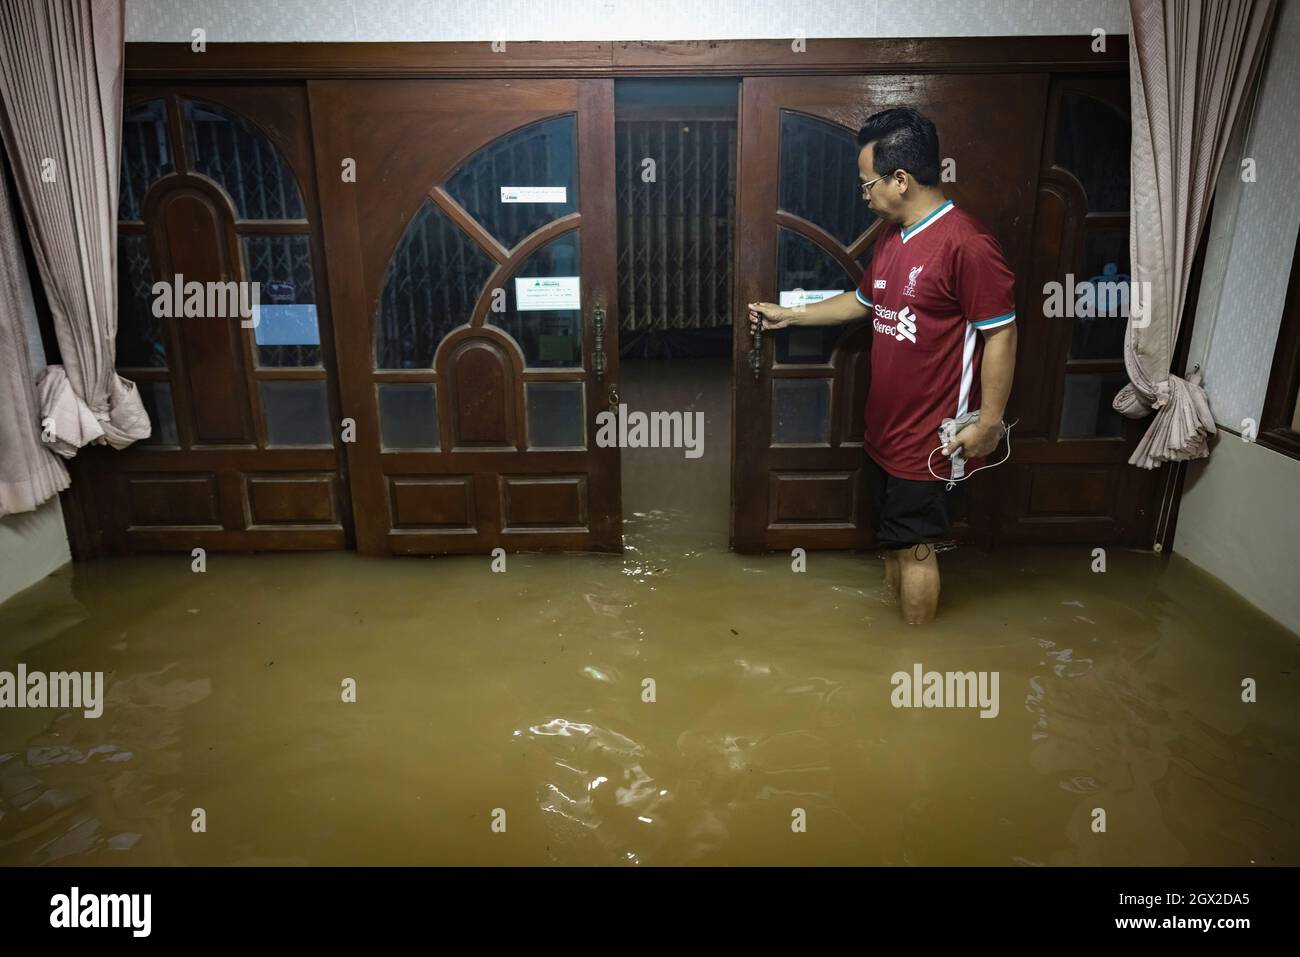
[{"x1": 1, "y1": 358, "x2": 1297, "y2": 865}]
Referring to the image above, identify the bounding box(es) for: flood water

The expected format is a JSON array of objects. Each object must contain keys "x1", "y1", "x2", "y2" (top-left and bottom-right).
[{"x1": 1, "y1": 357, "x2": 1298, "y2": 866}]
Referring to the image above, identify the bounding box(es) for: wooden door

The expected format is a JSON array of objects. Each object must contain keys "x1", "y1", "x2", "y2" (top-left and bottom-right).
[
  {"x1": 1002, "y1": 74, "x2": 1161, "y2": 546},
  {"x1": 73, "y1": 85, "x2": 352, "y2": 555},
  {"x1": 310, "y1": 79, "x2": 622, "y2": 555},
  {"x1": 731, "y1": 74, "x2": 1046, "y2": 551}
]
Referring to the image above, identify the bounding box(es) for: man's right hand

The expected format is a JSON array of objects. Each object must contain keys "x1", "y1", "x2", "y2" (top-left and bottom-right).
[{"x1": 747, "y1": 302, "x2": 792, "y2": 334}]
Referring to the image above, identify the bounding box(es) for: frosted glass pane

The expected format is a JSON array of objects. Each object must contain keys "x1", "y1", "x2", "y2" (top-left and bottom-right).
[
  {"x1": 772, "y1": 378, "x2": 831, "y2": 445},
  {"x1": 261, "y1": 380, "x2": 331, "y2": 447},
  {"x1": 379, "y1": 383, "x2": 439, "y2": 450},
  {"x1": 1059, "y1": 374, "x2": 1127, "y2": 438},
  {"x1": 527, "y1": 381, "x2": 585, "y2": 449}
]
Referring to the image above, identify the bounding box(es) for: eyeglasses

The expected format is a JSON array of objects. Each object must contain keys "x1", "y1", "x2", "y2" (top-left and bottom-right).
[{"x1": 859, "y1": 171, "x2": 896, "y2": 196}]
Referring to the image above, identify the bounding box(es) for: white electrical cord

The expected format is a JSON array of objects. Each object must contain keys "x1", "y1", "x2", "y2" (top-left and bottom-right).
[{"x1": 926, "y1": 419, "x2": 1017, "y2": 490}]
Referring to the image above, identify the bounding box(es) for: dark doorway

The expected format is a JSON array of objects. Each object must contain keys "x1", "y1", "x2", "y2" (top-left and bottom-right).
[
  {"x1": 614, "y1": 79, "x2": 738, "y2": 542},
  {"x1": 614, "y1": 79, "x2": 738, "y2": 361}
]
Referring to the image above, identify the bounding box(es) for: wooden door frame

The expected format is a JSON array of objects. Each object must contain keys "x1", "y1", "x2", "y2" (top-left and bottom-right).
[
  {"x1": 123, "y1": 37, "x2": 1126, "y2": 79},
  {"x1": 58, "y1": 37, "x2": 1131, "y2": 561}
]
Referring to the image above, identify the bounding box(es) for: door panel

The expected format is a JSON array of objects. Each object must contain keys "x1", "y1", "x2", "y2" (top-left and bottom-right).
[
  {"x1": 83, "y1": 85, "x2": 351, "y2": 554},
  {"x1": 732, "y1": 73, "x2": 1047, "y2": 550},
  {"x1": 310, "y1": 79, "x2": 622, "y2": 555},
  {"x1": 996, "y1": 75, "x2": 1160, "y2": 546}
]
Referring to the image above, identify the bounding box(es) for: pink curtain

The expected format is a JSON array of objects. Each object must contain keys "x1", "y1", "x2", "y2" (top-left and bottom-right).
[
  {"x1": 1117, "y1": 0, "x2": 1277, "y2": 467},
  {"x1": 0, "y1": 0, "x2": 149, "y2": 461}
]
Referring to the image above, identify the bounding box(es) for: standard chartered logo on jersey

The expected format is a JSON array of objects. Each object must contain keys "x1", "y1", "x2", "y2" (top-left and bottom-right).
[
  {"x1": 895, "y1": 305, "x2": 917, "y2": 342},
  {"x1": 872, "y1": 303, "x2": 917, "y2": 344}
]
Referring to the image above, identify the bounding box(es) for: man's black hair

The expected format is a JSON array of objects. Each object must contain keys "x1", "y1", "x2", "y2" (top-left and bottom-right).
[{"x1": 856, "y1": 107, "x2": 941, "y2": 188}]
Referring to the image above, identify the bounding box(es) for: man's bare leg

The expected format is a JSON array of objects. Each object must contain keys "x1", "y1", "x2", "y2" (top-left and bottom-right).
[
  {"x1": 884, "y1": 553, "x2": 901, "y2": 596},
  {"x1": 894, "y1": 544, "x2": 940, "y2": 624}
]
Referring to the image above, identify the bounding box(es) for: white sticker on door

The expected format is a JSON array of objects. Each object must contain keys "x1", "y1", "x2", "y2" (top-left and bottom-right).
[
  {"x1": 515, "y1": 276, "x2": 581, "y2": 311},
  {"x1": 779, "y1": 289, "x2": 843, "y2": 308},
  {"x1": 500, "y1": 186, "x2": 568, "y2": 203}
]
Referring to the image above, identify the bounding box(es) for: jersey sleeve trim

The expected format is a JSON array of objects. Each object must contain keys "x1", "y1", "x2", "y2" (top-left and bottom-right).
[{"x1": 971, "y1": 311, "x2": 1015, "y2": 330}]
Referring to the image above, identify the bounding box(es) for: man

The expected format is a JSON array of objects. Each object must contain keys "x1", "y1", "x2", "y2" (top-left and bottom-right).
[{"x1": 748, "y1": 107, "x2": 1017, "y2": 625}]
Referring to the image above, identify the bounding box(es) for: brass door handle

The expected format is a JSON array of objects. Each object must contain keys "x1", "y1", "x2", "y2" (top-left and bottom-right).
[
  {"x1": 593, "y1": 305, "x2": 606, "y2": 382},
  {"x1": 746, "y1": 291, "x2": 764, "y2": 381}
]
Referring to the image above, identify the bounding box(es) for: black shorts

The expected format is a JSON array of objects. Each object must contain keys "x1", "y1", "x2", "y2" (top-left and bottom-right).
[{"x1": 864, "y1": 453, "x2": 965, "y2": 552}]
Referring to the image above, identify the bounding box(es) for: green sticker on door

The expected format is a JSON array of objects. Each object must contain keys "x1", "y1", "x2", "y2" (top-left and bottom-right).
[{"x1": 515, "y1": 276, "x2": 581, "y2": 311}]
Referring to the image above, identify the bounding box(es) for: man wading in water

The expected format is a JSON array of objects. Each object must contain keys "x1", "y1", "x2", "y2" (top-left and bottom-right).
[{"x1": 749, "y1": 107, "x2": 1017, "y2": 625}]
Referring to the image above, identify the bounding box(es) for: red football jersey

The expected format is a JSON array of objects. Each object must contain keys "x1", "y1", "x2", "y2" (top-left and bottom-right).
[{"x1": 855, "y1": 200, "x2": 1016, "y2": 481}]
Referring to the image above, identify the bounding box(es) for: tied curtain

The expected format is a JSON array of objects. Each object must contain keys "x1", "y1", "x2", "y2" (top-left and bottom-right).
[
  {"x1": 1117, "y1": 0, "x2": 1277, "y2": 467},
  {"x1": 0, "y1": 0, "x2": 148, "y2": 496},
  {"x1": 0, "y1": 161, "x2": 70, "y2": 515}
]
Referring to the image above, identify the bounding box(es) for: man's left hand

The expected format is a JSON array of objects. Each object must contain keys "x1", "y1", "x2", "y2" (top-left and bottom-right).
[{"x1": 944, "y1": 421, "x2": 1002, "y2": 459}]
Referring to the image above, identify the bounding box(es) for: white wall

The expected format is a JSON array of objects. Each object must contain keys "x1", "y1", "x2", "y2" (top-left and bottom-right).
[
  {"x1": 1178, "y1": 436, "x2": 1300, "y2": 633},
  {"x1": 0, "y1": 498, "x2": 71, "y2": 603},
  {"x1": 125, "y1": 0, "x2": 1129, "y2": 42},
  {"x1": 1175, "y1": 0, "x2": 1300, "y2": 636}
]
